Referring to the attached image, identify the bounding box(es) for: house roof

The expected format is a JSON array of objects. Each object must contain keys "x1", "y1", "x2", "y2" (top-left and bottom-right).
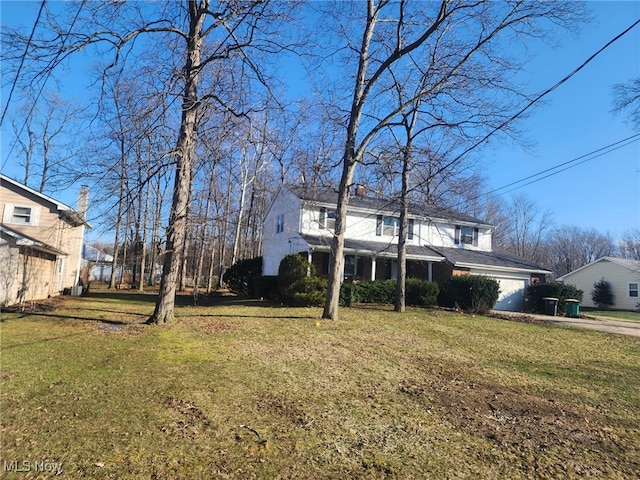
[
  {"x1": 285, "y1": 184, "x2": 491, "y2": 227},
  {"x1": 557, "y1": 256, "x2": 640, "y2": 281},
  {"x1": 0, "y1": 174, "x2": 91, "y2": 228},
  {"x1": 299, "y1": 234, "x2": 445, "y2": 261},
  {"x1": 0, "y1": 224, "x2": 69, "y2": 257},
  {"x1": 429, "y1": 246, "x2": 552, "y2": 274}
]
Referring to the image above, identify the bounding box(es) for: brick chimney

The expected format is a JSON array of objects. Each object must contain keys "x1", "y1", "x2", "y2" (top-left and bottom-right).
[{"x1": 77, "y1": 186, "x2": 89, "y2": 220}]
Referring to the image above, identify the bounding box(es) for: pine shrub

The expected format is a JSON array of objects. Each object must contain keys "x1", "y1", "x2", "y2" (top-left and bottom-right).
[{"x1": 591, "y1": 278, "x2": 614, "y2": 308}]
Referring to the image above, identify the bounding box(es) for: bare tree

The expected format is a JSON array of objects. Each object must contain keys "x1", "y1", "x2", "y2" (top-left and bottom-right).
[
  {"x1": 501, "y1": 194, "x2": 553, "y2": 265},
  {"x1": 546, "y1": 225, "x2": 615, "y2": 276},
  {"x1": 318, "y1": 0, "x2": 585, "y2": 320},
  {"x1": 612, "y1": 77, "x2": 640, "y2": 131},
  {"x1": 620, "y1": 228, "x2": 640, "y2": 260}
]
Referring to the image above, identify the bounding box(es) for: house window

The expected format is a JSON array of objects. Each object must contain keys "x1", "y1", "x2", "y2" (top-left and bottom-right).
[
  {"x1": 408, "y1": 219, "x2": 414, "y2": 240},
  {"x1": 376, "y1": 215, "x2": 400, "y2": 237},
  {"x1": 455, "y1": 225, "x2": 478, "y2": 246},
  {"x1": 630, "y1": 283, "x2": 639, "y2": 298},
  {"x1": 344, "y1": 255, "x2": 357, "y2": 278},
  {"x1": 3, "y1": 204, "x2": 40, "y2": 226},
  {"x1": 276, "y1": 214, "x2": 284, "y2": 234},
  {"x1": 319, "y1": 207, "x2": 336, "y2": 232}
]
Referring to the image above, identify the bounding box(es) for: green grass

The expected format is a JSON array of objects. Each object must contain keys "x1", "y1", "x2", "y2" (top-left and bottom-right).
[
  {"x1": 582, "y1": 308, "x2": 640, "y2": 323},
  {"x1": 1, "y1": 288, "x2": 639, "y2": 479}
]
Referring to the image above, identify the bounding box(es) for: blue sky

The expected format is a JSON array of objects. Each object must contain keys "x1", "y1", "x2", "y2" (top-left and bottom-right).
[
  {"x1": 483, "y1": 1, "x2": 640, "y2": 239},
  {"x1": 1, "y1": 1, "x2": 639, "y2": 241}
]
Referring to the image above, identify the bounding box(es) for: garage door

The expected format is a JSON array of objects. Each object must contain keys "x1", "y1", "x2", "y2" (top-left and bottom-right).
[{"x1": 493, "y1": 278, "x2": 529, "y2": 311}]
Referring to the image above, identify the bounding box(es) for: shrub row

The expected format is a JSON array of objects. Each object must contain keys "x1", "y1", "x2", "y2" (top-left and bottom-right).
[
  {"x1": 225, "y1": 256, "x2": 500, "y2": 314},
  {"x1": 340, "y1": 279, "x2": 439, "y2": 307}
]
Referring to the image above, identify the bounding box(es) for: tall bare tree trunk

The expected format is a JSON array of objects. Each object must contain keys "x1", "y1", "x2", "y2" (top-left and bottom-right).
[{"x1": 148, "y1": 1, "x2": 203, "y2": 324}]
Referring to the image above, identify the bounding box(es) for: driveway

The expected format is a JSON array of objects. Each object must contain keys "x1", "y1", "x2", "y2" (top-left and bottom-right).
[{"x1": 491, "y1": 311, "x2": 640, "y2": 338}]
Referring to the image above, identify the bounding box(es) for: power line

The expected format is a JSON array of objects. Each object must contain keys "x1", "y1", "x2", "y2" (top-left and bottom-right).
[
  {"x1": 432, "y1": 17, "x2": 640, "y2": 183},
  {"x1": 0, "y1": 0, "x2": 46, "y2": 127},
  {"x1": 485, "y1": 133, "x2": 640, "y2": 198}
]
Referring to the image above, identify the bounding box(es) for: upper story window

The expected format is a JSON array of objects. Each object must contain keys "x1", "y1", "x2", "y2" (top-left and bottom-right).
[
  {"x1": 629, "y1": 283, "x2": 639, "y2": 298},
  {"x1": 376, "y1": 215, "x2": 413, "y2": 239},
  {"x1": 319, "y1": 207, "x2": 336, "y2": 232},
  {"x1": 3, "y1": 204, "x2": 40, "y2": 226},
  {"x1": 276, "y1": 214, "x2": 284, "y2": 234},
  {"x1": 455, "y1": 225, "x2": 478, "y2": 246}
]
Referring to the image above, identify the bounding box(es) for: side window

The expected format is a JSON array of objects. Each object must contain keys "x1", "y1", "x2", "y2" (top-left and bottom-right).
[
  {"x1": 3, "y1": 204, "x2": 40, "y2": 226},
  {"x1": 629, "y1": 283, "x2": 639, "y2": 298},
  {"x1": 319, "y1": 207, "x2": 336, "y2": 232},
  {"x1": 276, "y1": 214, "x2": 284, "y2": 234}
]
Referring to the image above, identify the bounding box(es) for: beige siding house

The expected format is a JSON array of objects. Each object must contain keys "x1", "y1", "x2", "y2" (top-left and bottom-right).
[
  {"x1": 0, "y1": 174, "x2": 90, "y2": 306},
  {"x1": 557, "y1": 257, "x2": 640, "y2": 310}
]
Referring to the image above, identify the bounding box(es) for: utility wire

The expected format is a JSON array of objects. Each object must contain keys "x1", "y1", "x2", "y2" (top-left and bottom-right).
[
  {"x1": 0, "y1": 0, "x2": 46, "y2": 127},
  {"x1": 434, "y1": 17, "x2": 640, "y2": 187},
  {"x1": 484, "y1": 133, "x2": 640, "y2": 198}
]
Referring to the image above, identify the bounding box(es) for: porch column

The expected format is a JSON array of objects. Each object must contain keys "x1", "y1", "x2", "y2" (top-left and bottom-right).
[
  {"x1": 370, "y1": 256, "x2": 377, "y2": 281},
  {"x1": 428, "y1": 261, "x2": 433, "y2": 282},
  {"x1": 307, "y1": 249, "x2": 313, "y2": 277}
]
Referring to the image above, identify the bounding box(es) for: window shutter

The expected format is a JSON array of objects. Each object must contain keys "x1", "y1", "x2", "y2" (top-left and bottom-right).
[
  {"x1": 319, "y1": 207, "x2": 326, "y2": 226},
  {"x1": 2, "y1": 204, "x2": 13, "y2": 223},
  {"x1": 454, "y1": 225, "x2": 461, "y2": 244},
  {"x1": 473, "y1": 227, "x2": 479, "y2": 246},
  {"x1": 30, "y1": 206, "x2": 40, "y2": 226},
  {"x1": 376, "y1": 215, "x2": 382, "y2": 236},
  {"x1": 408, "y1": 219, "x2": 414, "y2": 240}
]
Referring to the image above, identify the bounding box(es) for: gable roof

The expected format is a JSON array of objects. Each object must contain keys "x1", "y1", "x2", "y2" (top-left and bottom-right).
[
  {"x1": 285, "y1": 184, "x2": 491, "y2": 227},
  {"x1": 0, "y1": 174, "x2": 91, "y2": 228},
  {"x1": 557, "y1": 257, "x2": 640, "y2": 281}
]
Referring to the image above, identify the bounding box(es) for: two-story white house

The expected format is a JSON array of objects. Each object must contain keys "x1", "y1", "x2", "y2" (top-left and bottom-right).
[{"x1": 262, "y1": 184, "x2": 550, "y2": 311}]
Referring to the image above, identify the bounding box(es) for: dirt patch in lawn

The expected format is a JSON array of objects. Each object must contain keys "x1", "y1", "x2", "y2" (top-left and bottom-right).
[
  {"x1": 399, "y1": 365, "x2": 635, "y2": 478},
  {"x1": 1, "y1": 296, "x2": 67, "y2": 314}
]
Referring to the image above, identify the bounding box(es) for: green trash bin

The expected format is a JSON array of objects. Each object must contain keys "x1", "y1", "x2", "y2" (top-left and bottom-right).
[
  {"x1": 543, "y1": 297, "x2": 558, "y2": 316},
  {"x1": 565, "y1": 299, "x2": 580, "y2": 318}
]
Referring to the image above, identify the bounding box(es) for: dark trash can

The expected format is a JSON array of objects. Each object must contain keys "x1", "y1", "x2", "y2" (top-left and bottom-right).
[
  {"x1": 543, "y1": 297, "x2": 559, "y2": 316},
  {"x1": 565, "y1": 299, "x2": 580, "y2": 318}
]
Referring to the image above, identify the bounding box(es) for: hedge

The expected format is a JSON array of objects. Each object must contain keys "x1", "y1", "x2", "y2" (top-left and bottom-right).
[
  {"x1": 438, "y1": 275, "x2": 500, "y2": 314},
  {"x1": 526, "y1": 283, "x2": 583, "y2": 316}
]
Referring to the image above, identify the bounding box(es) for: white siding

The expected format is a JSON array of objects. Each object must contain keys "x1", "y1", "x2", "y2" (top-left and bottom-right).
[
  {"x1": 561, "y1": 259, "x2": 640, "y2": 310},
  {"x1": 473, "y1": 268, "x2": 531, "y2": 311},
  {"x1": 262, "y1": 189, "x2": 304, "y2": 276}
]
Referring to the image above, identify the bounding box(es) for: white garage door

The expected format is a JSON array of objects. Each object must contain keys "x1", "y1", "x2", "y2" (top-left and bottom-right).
[{"x1": 493, "y1": 278, "x2": 529, "y2": 311}]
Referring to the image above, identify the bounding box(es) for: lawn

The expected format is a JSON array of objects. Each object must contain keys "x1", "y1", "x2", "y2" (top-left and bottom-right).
[
  {"x1": 582, "y1": 308, "x2": 640, "y2": 323},
  {"x1": 1, "y1": 288, "x2": 639, "y2": 479}
]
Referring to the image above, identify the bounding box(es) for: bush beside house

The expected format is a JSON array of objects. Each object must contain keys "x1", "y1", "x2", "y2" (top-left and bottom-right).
[
  {"x1": 438, "y1": 275, "x2": 500, "y2": 314},
  {"x1": 526, "y1": 283, "x2": 583, "y2": 316}
]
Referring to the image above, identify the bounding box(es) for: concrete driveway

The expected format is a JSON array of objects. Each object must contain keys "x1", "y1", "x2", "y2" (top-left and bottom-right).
[{"x1": 491, "y1": 311, "x2": 640, "y2": 338}]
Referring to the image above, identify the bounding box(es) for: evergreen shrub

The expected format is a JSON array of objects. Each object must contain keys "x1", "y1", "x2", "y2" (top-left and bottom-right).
[
  {"x1": 438, "y1": 275, "x2": 500, "y2": 314},
  {"x1": 526, "y1": 283, "x2": 583, "y2": 316},
  {"x1": 223, "y1": 257, "x2": 262, "y2": 296},
  {"x1": 277, "y1": 254, "x2": 327, "y2": 306},
  {"x1": 591, "y1": 278, "x2": 614, "y2": 308}
]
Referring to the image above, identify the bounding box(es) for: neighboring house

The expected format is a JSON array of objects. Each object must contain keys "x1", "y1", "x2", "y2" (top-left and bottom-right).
[
  {"x1": 262, "y1": 185, "x2": 550, "y2": 311},
  {"x1": 81, "y1": 243, "x2": 114, "y2": 282},
  {"x1": 557, "y1": 257, "x2": 640, "y2": 310},
  {"x1": 0, "y1": 174, "x2": 90, "y2": 306}
]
